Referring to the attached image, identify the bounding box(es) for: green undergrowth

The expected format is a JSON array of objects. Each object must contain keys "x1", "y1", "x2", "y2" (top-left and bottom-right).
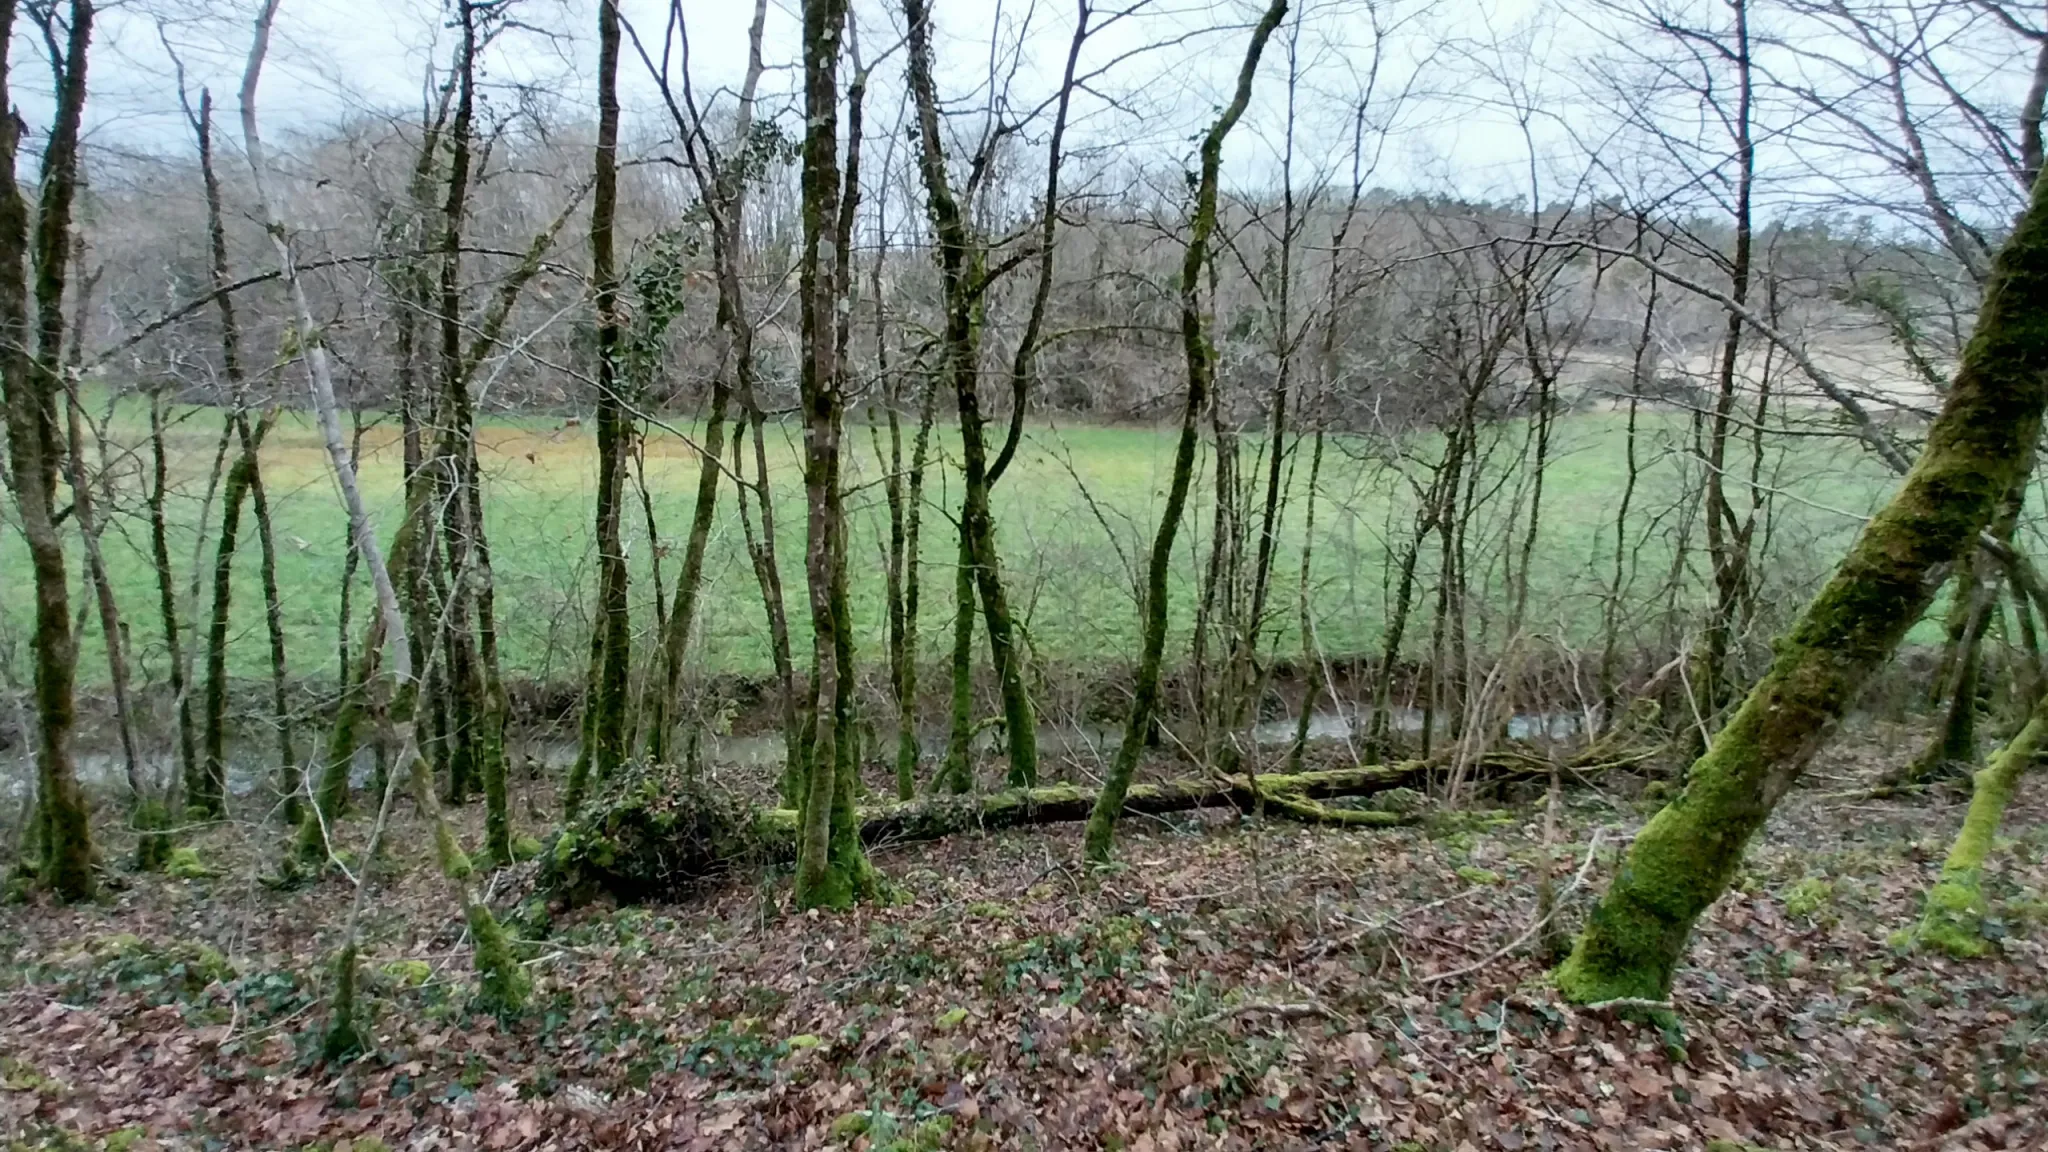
[{"x1": 539, "y1": 761, "x2": 773, "y2": 905}]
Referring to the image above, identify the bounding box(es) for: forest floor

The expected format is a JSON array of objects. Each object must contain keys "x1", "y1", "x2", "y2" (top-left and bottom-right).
[{"x1": 3, "y1": 728, "x2": 2047, "y2": 1151}]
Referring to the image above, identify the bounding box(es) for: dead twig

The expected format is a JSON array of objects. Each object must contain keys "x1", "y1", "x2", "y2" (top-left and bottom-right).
[
  {"x1": 1194, "y1": 998, "x2": 1347, "y2": 1028},
  {"x1": 1420, "y1": 828, "x2": 1607, "y2": 986}
]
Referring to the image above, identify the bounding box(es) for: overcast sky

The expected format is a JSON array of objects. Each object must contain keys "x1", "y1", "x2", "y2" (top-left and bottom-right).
[
  {"x1": 33, "y1": 0, "x2": 2045, "y2": 230},
  {"x1": 59, "y1": 0, "x2": 1578, "y2": 198}
]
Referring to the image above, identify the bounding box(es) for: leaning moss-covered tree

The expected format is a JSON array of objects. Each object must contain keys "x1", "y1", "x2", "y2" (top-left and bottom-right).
[
  {"x1": 1083, "y1": 0, "x2": 1290, "y2": 864},
  {"x1": 1555, "y1": 160, "x2": 2048, "y2": 1005},
  {"x1": 238, "y1": 0, "x2": 527, "y2": 1042},
  {"x1": 0, "y1": 0, "x2": 96, "y2": 901},
  {"x1": 1907, "y1": 670, "x2": 2047, "y2": 957}
]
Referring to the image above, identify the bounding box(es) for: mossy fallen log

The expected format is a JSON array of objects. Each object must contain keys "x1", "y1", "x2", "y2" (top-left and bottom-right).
[{"x1": 540, "y1": 750, "x2": 1628, "y2": 906}]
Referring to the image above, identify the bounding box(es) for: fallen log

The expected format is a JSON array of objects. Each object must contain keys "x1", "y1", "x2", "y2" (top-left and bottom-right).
[{"x1": 539, "y1": 748, "x2": 1642, "y2": 907}]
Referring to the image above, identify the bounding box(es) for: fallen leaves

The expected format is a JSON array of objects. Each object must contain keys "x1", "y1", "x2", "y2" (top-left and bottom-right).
[{"x1": 3, "y1": 741, "x2": 2046, "y2": 1150}]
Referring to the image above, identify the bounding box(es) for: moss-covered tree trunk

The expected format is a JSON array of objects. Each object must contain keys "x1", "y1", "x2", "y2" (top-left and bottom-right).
[
  {"x1": 1692, "y1": 0, "x2": 1760, "y2": 741},
  {"x1": 186, "y1": 81, "x2": 254, "y2": 821},
  {"x1": 644, "y1": 389, "x2": 725, "y2": 762},
  {"x1": 465, "y1": 450, "x2": 513, "y2": 861},
  {"x1": 550, "y1": 749, "x2": 1644, "y2": 907},
  {"x1": 237, "y1": 0, "x2": 527, "y2": 1030},
  {"x1": 194, "y1": 79, "x2": 297, "y2": 827},
  {"x1": 196, "y1": 412, "x2": 269, "y2": 817},
  {"x1": 939, "y1": 531, "x2": 977, "y2": 794},
  {"x1": 872, "y1": 256, "x2": 937, "y2": 800},
  {"x1": 902, "y1": 0, "x2": 1038, "y2": 789},
  {"x1": 146, "y1": 389, "x2": 194, "y2": 848},
  {"x1": 1555, "y1": 162, "x2": 2048, "y2": 1006},
  {"x1": 1084, "y1": 0, "x2": 1289, "y2": 863},
  {"x1": 0, "y1": 0, "x2": 97, "y2": 901},
  {"x1": 62, "y1": 377, "x2": 146, "y2": 809},
  {"x1": 731, "y1": 409, "x2": 803, "y2": 805},
  {"x1": 1285, "y1": 428, "x2": 1326, "y2": 775},
  {"x1": 1907, "y1": 682, "x2": 2044, "y2": 957},
  {"x1": 1919, "y1": 576, "x2": 1994, "y2": 774},
  {"x1": 563, "y1": 614, "x2": 606, "y2": 820},
  {"x1": 429, "y1": 0, "x2": 512, "y2": 863},
  {"x1": 242, "y1": 418, "x2": 298, "y2": 824},
  {"x1": 574, "y1": 0, "x2": 631, "y2": 825},
  {"x1": 640, "y1": 0, "x2": 769, "y2": 768},
  {"x1": 294, "y1": 612, "x2": 384, "y2": 868},
  {"x1": 1894, "y1": 482, "x2": 2030, "y2": 791},
  {"x1": 791, "y1": 0, "x2": 877, "y2": 909}
]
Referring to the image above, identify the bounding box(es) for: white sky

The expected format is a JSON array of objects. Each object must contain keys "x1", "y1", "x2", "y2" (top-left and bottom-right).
[
  {"x1": 65, "y1": 0, "x2": 1566, "y2": 199},
  {"x1": 35, "y1": 0, "x2": 2047, "y2": 230}
]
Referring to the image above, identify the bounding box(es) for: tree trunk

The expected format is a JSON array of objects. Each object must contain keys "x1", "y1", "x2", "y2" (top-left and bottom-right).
[
  {"x1": 0, "y1": 0, "x2": 96, "y2": 901},
  {"x1": 1285, "y1": 428, "x2": 1325, "y2": 776},
  {"x1": 645, "y1": 390, "x2": 727, "y2": 762},
  {"x1": 547, "y1": 751, "x2": 1627, "y2": 908},
  {"x1": 792, "y1": 0, "x2": 876, "y2": 908},
  {"x1": 575, "y1": 0, "x2": 631, "y2": 823},
  {"x1": 465, "y1": 442, "x2": 513, "y2": 862},
  {"x1": 1555, "y1": 162, "x2": 2048, "y2": 1006},
  {"x1": 62, "y1": 381, "x2": 143, "y2": 807},
  {"x1": 196, "y1": 412, "x2": 270, "y2": 817},
  {"x1": 237, "y1": 0, "x2": 527, "y2": 1026},
  {"x1": 242, "y1": 416, "x2": 298, "y2": 824},
  {"x1": 146, "y1": 389, "x2": 195, "y2": 843},
  {"x1": 189, "y1": 81, "x2": 253, "y2": 822},
  {"x1": 731, "y1": 409, "x2": 802, "y2": 804},
  {"x1": 1085, "y1": 0, "x2": 1289, "y2": 863},
  {"x1": 294, "y1": 611, "x2": 384, "y2": 869},
  {"x1": 1909, "y1": 684, "x2": 2044, "y2": 957},
  {"x1": 1693, "y1": 0, "x2": 1759, "y2": 741},
  {"x1": 1599, "y1": 274, "x2": 1655, "y2": 733},
  {"x1": 902, "y1": 0, "x2": 1039, "y2": 789},
  {"x1": 939, "y1": 530, "x2": 977, "y2": 794}
]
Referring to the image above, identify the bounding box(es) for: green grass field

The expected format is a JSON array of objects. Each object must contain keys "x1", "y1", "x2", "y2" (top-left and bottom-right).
[{"x1": 1, "y1": 394, "x2": 1906, "y2": 691}]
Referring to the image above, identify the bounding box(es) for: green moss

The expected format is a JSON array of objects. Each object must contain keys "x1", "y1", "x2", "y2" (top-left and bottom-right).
[
  {"x1": 1782, "y1": 877, "x2": 1834, "y2": 919},
  {"x1": 322, "y1": 944, "x2": 366, "y2": 1063},
  {"x1": 435, "y1": 824, "x2": 475, "y2": 881},
  {"x1": 465, "y1": 902, "x2": 530, "y2": 1014},
  {"x1": 76, "y1": 934, "x2": 235, "y2": 1000},
  {"x1": 381, "y1": 959, "x2": 433, "y2": 988},
  {"x1": 510, "y1": 835, "x2": 545, "y2": 862},
  {"x1": 1, "y1": 1054, "x2": 61, "y2": 1093},
  {"x1": 131, "y1": 801, "x2": 172, "y2": 872},
  {"x1": 550, "y1": 829, "x2": 579, "y2": 866},
  {"x1": 1905, "y1": 708, "x2": 2041, "y2": 957},
  {"x1": 88, "y1": 933, "x2": 146, "y2": 961},
  {"x1": 1370, "y1": 786, "x2": 1430, "y2": 814},
  {"x1": 1560, "y1": 158, "x2": 2048, "y2": 1001},
  {"x1": 543, "y1": 763, "x2": 778, "y2": 905},
  {"x1": 830, "y1": 1112, "x2": 871, "y2": 1140},
  {"x1": 165, "y1": 845, "x2": 216, "y2": 880},
  {"x1": 1456, "y1": 866, "x2": 1502, "y2": 887}
]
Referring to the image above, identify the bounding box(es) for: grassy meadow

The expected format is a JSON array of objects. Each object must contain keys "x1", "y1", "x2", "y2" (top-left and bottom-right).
[{"x1": 0, "y1": 392, "x2": 1907, "y2": 695}]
